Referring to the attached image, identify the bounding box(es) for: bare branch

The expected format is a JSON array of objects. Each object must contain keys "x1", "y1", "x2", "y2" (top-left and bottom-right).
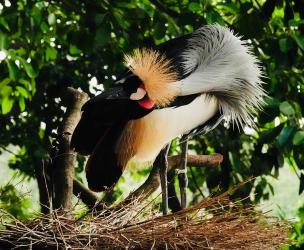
[
  {"x1": 74, "y1": 153, "x2": 223, "y2": 210},
  {"x1": 115, "y1": 153, "x2": 223, "y2": 209},
  {"x1": 169, "y1": 153, "x2": 223, "y2": 168},
  {"x1": 52, "y1": 87, "x2": 89, "y2": 211}
]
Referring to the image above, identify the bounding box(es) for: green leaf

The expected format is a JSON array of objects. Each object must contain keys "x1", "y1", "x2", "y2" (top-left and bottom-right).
[
  {"x1": 20, "y1": 59, "x2": 38, "y2": 78},
  {"x1": 206, "y1": 11, "x2": 225, "y2": 25},
  {"x1": 95, "y1": 13, "x2": 107, "y2": 26},
  {"x1": 18, "y1": 96, "x2": 25, "y2": 111},
  {"x1": 40, "y1": 22, "x2": 49, "y2": 33},
  {"x1": 293, "y1": 35, "x2": 304, "y2": 51},
  {"x1": 228, "y1": 152, "x2": 240, "y2": 171},
  {"x1": 16, "y1": 86, "x2": 30, "y2": 98},
  {"x1": 113, "y1": 11, "x2": 129, "y2": 29},
  {"x1": 0, "y1": 85, "x2": 12, "y2": 96},
  {"x1": 279, "y1": 38, "x2": 293, "y2": 53},
  {"x1": 217, "y1": 2, "x2": 238, "y2": 14},
  {"x1": 279, "y1": 101, "x2": 295, "y2": 116},
  {"x1": 1, "y1": 96, "x2": 14, "y2": 114},
  {"x1": 95, "y1": 27, "x2": 110, "y2": 46},
  {"x1": 259, "y1": 123, "x2": 284, "y2": 144},
  {"x1": 0, "y1": 17, "x2": 10, "y2": 31},
  {"x1": 188, "y1": 2, "x2": 200, "y2": 12},
  {"x1": 0, "y1": 78, "x2": 11, "y2": 88},
  {"x1": 69, "y1": 44, "x2": 81, "y2": 56},
  {"x1": 31, "y1": 78, "x2": 36, "y2": 95},
  {"x1": 278, "y1": 126, "x2": 296, "y2": 147},
  {"x1": 45, "y1": 47, "x2": 57, "y2": 61},
  {"x1": 48, "y1": 13, "x2": 56, "y2": 26},
  {"x1": 19, "y1": 79, "x2": 31, "y2": 90},
  {"x1": 6, "y1": 60, "x2": 19, "y2": 81},
  {"x1": 293, "y1": 131, "x2": 304, "y2": 146},
  {"x1": 0, "y1": 32, "x2": 8, "y2": 49}
]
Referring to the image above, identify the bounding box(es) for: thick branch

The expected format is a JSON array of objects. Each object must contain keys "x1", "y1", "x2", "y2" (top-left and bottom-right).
[
  {"x1": 169, "y1": 153, "x2": 223, "y2": 168},
  {"x1": 75, "y1": 153, "x2": 223, "y2": 210},
  {"x1": 54, "y1": 146, "x2": 224, "y2": 213},
  {"x1": 115, "y1": 153, "x2": 223, "y2": 208},
  {"x1": 52, "y1": 88, "x2": 89, "y2": 211}
]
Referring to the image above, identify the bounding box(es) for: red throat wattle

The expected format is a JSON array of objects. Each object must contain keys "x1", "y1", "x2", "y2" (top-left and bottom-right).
[
  {"x1": 138, "y1": 98, "x2": 155, "y2": 109},
  {"x1": 137, "y1": 84, "x2": 154, "y2": 109}
]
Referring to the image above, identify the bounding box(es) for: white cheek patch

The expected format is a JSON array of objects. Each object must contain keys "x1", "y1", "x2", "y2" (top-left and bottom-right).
[{"x1": 130, "y1": 87, "x2": 146, "y2": 100}]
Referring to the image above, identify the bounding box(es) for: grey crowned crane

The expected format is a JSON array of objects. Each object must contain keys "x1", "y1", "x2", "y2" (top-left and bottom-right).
[{"x1": 71, "y1": 24, "x2": 265, "y2": 214}]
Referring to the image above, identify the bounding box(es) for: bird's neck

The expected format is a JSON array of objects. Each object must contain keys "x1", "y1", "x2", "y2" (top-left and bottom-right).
[{"x1": 117, "y1": 94, "x2": 218, "y2": 167}]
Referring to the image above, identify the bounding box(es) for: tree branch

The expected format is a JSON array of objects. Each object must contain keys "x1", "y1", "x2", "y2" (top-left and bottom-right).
[
  {"x1": 52, "y1": 87, "x2": 89, "y2": 211},
  {"x1": 74, "y1": 153, "x2": 223, "y2": 210},
  {"x1": 114, "y1": 153, "x2": 223, "y2": 209}
]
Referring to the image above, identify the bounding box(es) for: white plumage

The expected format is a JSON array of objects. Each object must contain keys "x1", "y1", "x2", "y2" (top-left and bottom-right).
[
  {"x1": 132, "y1": 94, "x2": 218, "y2": 162},
  {"x1": 178, "y1": 24, "x2": 265, "y2": 129}
]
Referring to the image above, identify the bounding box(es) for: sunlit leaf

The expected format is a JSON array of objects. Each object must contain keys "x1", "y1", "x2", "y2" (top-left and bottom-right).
[
  {"x1": 0, "y1": 85, "x2": 12, "y2": 96},
  {"x1": 48, "y1": 13, "x2": 56, "y2": 26},
  {"x1": 69, "y1": 44, "x2": 81, "y2": 56},
  {"x1": 45, "y1": 47, "x2": 57, "y2": 61},
  {"x1": 1, "y1": 96, "x2": 14, "y2": 114},
  {"x1": 113, "y1": 11, "x2": 129, "y2": 29},
  {"x1": 217, "y1": 2, "x2": 238, "y2": 14},
  {"x1": 16, "y1": 86, "x2": 30, "y2": 98},
  {"x1": 188, "y1": 2, "x2": 200, "y2": 12},
  {"x1": 18, "y1": 96, "x2": 25, "y2": 111}
]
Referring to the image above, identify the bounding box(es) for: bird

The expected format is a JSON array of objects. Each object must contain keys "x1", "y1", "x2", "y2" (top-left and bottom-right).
[{"x1": 71, "y1": 24, "x2": 265, "y2": 214}]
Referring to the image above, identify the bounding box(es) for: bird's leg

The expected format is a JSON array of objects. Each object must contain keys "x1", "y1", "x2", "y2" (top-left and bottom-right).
[
  {"x1": 177, "y1": 136, "x2": 189, "y2": 209},
  {"x1": 156, "y1": 143, "x2": 171, "y2": 215}
]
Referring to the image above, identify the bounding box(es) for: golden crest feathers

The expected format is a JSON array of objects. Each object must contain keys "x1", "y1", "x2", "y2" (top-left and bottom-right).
[{"x1": 124, "y1": 48, "x2": 179, "y2": 107}]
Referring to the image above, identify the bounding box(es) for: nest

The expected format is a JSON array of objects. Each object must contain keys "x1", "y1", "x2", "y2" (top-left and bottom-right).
[{"x1": 0, "y1": 188, "x2": 289, "y2": 250}]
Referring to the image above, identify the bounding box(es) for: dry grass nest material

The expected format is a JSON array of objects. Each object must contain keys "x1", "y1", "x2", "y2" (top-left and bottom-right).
[{"x1": 0, "y1": 187, "x2": 289, "y2": 250}]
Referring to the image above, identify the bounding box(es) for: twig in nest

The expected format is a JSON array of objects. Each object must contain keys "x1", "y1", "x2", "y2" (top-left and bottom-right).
[{"x1": 0, "y1": 183, "x2": 290, "y2": 250}]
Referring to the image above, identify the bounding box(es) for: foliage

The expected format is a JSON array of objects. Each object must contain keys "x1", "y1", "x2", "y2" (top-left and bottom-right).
[
  {"x1": 284, "y1": 204, "x2": 304, "y2": 249},
  {"x1": 0, "y1": 0, "x2": 303, "y2": 226},
  {"x1": 0, "y1": 183, "x2": 32, "y2": 222}
]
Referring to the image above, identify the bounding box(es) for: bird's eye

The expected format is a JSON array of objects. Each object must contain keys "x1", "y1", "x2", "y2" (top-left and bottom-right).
[{"x1": 130, "y1": 86, "x2": 146, "y2": 100}]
